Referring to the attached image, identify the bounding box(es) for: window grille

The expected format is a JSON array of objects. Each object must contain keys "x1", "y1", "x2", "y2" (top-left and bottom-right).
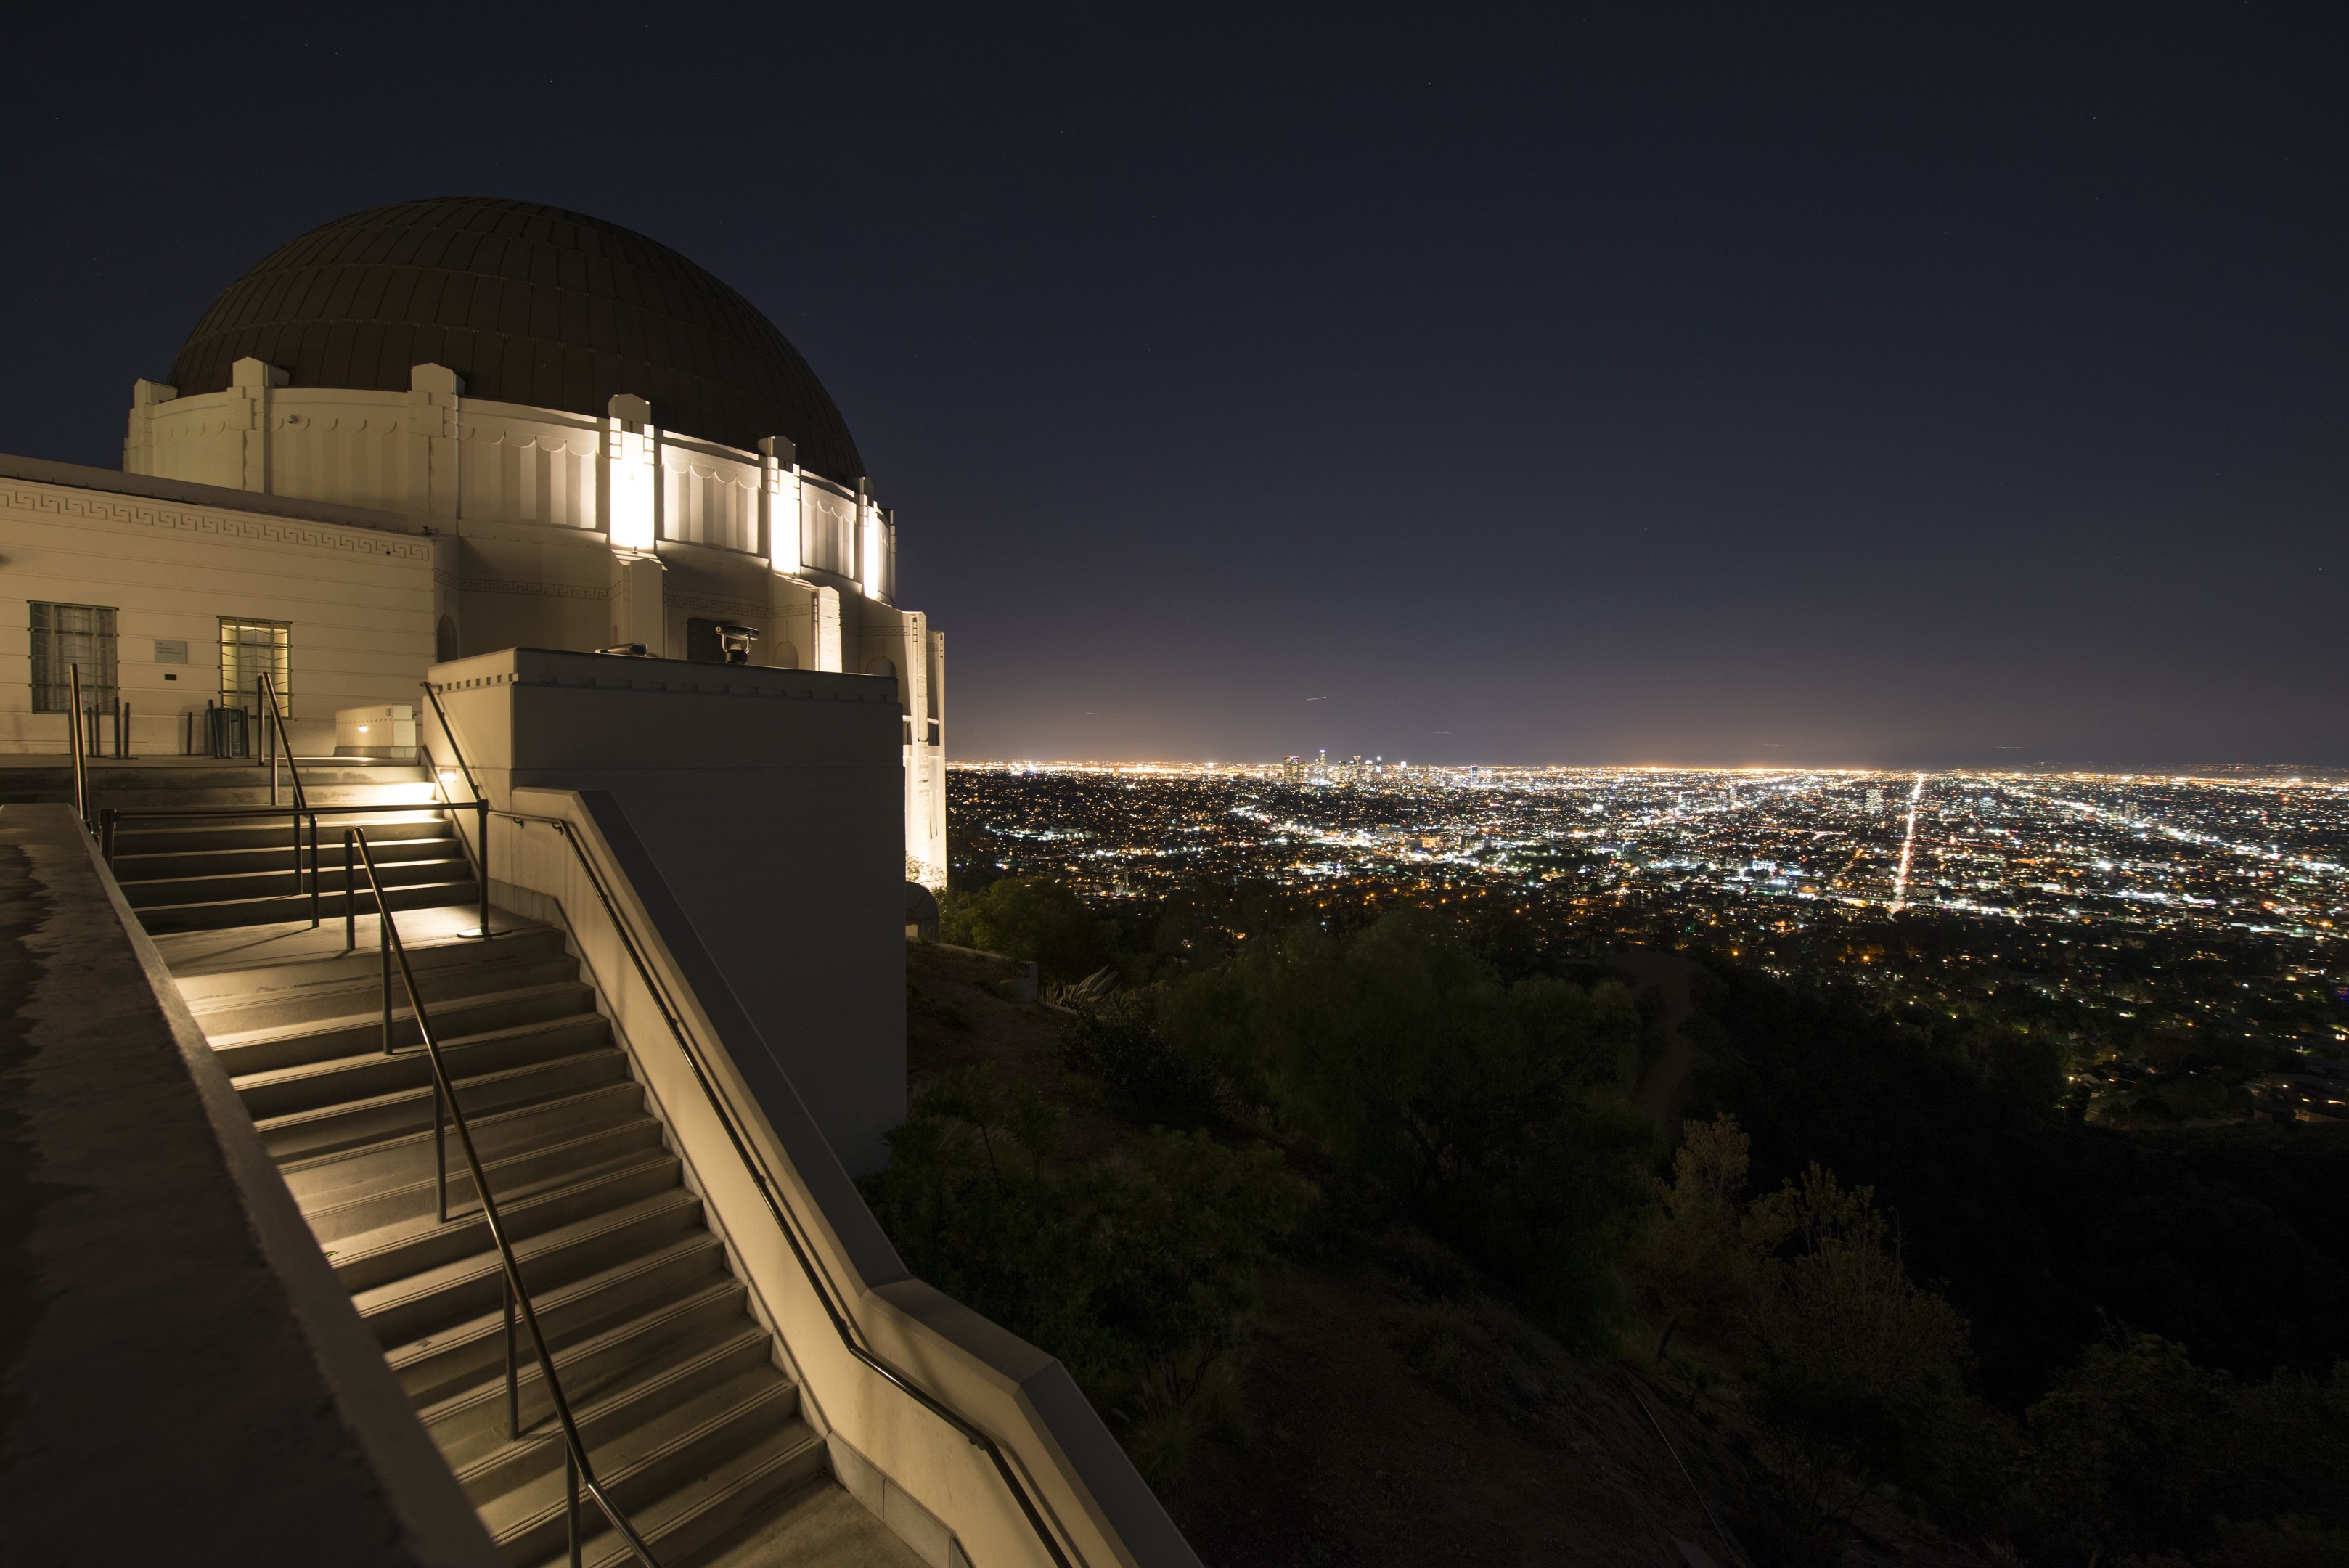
[
  {"x1": 30, "y1": 603, "x2": 117, "y2": 714},
  {"x1": 219, "y1": 618, "x2": 292, "y2": 711}
]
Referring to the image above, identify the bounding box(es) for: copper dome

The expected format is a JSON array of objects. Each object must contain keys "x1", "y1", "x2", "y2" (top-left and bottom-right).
[{"x1": 170, "y1": 197, "x2": 865, "y2": 483}]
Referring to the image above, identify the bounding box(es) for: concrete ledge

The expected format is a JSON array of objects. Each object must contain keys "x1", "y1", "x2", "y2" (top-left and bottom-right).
[{"x1": 0, "y1": 804, "x2": 499, "y2": 1567}]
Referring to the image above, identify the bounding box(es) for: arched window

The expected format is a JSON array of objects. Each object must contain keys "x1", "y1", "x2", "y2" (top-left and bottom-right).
[
  {"x1": 771, "y1": 640, "x2": 801, "y2": 670},
  {"x1": 436, "y1": 616, "x2": 458, "y2": 663}
]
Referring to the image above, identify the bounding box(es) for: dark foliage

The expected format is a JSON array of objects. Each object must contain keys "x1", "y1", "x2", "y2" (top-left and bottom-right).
[
  {"x1": 1683, "y1": 962, "x2": 2349, "y2": 1407},
  {"x1": 1156, "y1": 911, "x2": 1655, "y2": 1344},
  {"x1": 858, "y1": 1065, "x2": 1310, "y2": 1431},
  {"x1": 1060, "y1": 997, "x2": 1222, "y2": 1127},
  {"x1": 2014, "y1": 1334, "x2": 2349, "y2": 1564},
  {"x1": 938, "y1": 876, "x2": 1116, "y2": 981}
]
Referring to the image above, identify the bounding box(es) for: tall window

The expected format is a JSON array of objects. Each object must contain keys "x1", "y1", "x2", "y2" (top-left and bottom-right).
[
  {"x1": 801, "y1": 483, "x2": 857, "y2": 577},
  {"x1": 30, "y1": 603, "x2": 117, "y2": 714},
  {"x1": 219, "y1": 618, "x2": 291, "y2": 711}
]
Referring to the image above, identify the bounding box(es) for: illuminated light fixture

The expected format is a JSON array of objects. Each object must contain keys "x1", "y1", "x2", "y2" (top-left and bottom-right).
[
  {"x1": 859, "y1": 497, "x2": 884, "y2": 600},
  {"x1": 762, "y1": 439, "x2": 800, "y2": 576},
  {"x1": 438, "y1": 770, "x2": 458, "y2": 788},
  {"x1": 608, "y1": 417, "x2": 656, "y2": 554}
]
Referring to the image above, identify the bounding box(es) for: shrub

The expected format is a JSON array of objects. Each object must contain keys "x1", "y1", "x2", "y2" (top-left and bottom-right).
[
  {"x1": 859, "y1": 1065, "x2": 1312, "y2": 1463},
  {"x1": 1061, "y1": 995, "x2": 1220, "y2": 1126},
  {"x1": 939, "y1": 877, "x2": 1114, "y2": 981},
  {"x1": 1155, "y1": 911, "x2": 1653, "y2": 1344}
]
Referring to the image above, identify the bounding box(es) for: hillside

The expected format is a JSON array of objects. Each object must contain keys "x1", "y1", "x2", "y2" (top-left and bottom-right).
[{"x1": 902, "y1": 940, "x2": 1987, "y2": 1568}]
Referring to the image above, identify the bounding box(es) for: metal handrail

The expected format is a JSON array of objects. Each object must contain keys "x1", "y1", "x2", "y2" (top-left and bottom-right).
[
  {"x1": 420, "y1": 681, "x2": 483, "y2": 802},
  {"x1": 256, "y1": 672, "x2": 307, "y2": 814},
  {"x1": 253, "y1": 673, "x2": 318, "y2": 922},
  {"x1": 509, "y1": 807, "x2": 1079, "y2": 1568},
  {"x1": 68, "y1": 663, "x2": 90, "y2": 830},
  {"x1": 344, "y1": 825, "x2": 660, "y2": 1568}
]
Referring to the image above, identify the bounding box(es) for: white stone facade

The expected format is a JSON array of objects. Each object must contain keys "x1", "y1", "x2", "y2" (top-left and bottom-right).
[{"x1": 5, "y1": 356, "x2": 945, "y2": 886}]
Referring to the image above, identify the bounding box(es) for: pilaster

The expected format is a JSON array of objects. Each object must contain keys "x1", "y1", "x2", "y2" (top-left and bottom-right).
[
  {"x1": 123, "y1": 379, "x2": 177, "y2": 475},
  {"x1": 231, "y1": 357, "x2": 287, "y2": 493},
  {"x1": 407, "y1": 363, "x2": 464, "y2": 522},
  {"x1": 812, "y1": 585, "x2": 843, "y2": 673}
]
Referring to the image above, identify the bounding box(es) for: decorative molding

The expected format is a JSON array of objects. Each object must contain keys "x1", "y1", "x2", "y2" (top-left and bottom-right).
[
  {"x1": 1, "y1": 482, "x2": 431, "y2": 563},
  {"x1": 663, "y1": 589, "x2": 770, "y2": 617},
  {"x1": 456, "y1": 576, "x2": 610, "y2": 601}
]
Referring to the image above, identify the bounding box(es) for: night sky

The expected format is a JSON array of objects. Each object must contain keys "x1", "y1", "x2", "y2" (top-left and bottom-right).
[{"x1": 7, "y1": 7, "x2": 2342, "y2": 769}]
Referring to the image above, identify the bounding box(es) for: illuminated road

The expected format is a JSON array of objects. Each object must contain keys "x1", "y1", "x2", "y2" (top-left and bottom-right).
[{"x1": 1890, "y1": 773, "x2": 1926, "y2": 911}]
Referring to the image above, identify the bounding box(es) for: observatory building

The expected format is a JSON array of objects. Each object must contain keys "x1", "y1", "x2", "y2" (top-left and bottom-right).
[
  {"x1": 0, "y1": 203, "x2": 1185, "y2": 1568},
  {"x1": 4, "y1": 196, "x2": 946, "y2": 888}
]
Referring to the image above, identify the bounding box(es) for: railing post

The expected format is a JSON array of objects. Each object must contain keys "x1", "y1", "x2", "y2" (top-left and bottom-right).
[
  {"x1": 343, "y1": 830, "x2": 356, "y2": 953},
  {"x1": 434, "y1": 1080, "x2": 448, "y2": 1225},
  {"x1": 309, "y1": 812, "x2": 321, "y2": 928},
  {"x1": 504, "y1": 1273, "x2": 520, "y2": 1440},
  {"x1": 380, "y1": 881, "x2": 394, "y2": 1055},
  {"x1": 566, "y1": 1443, "x2": 582, "y2": 1568},
  {"x1": 68, "y1": 663, "x2": 88, "y2": 831},
  {"x1": 478, "y1": 799, "x2": 491, "y2": 939}
]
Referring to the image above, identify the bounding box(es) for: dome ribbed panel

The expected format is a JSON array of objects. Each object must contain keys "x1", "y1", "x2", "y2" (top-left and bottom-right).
[{"x1": 169, "y1": 197, "x2": 865, "y2": 485}]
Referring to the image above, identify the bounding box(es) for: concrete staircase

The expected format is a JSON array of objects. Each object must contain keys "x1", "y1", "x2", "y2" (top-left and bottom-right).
[
  {"x1": 153, "y1": 907, "x2": 916, "y2": 1568},
  {"x1": 91, "y1": 761, "x2": 478, "y2": 932},
  {"x1": 35, "y1": 759, "x2": 924, "y2": 1565}
]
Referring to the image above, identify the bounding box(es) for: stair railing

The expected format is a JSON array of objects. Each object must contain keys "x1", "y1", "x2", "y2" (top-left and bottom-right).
[
  {"x1": 343, "y1": 825, "x2": 661, "y2": 1568},
  {"x1": 99, "y1": 800, "x2": 479, "y2": 934},
  {"x1": 256, "y1": 674, "x2": 319, "y2": 923},
  {"x1": 68, "y1": 662, "x2": 91, "y2": 831},
  {"x1": 417, "y1": 682, "x2": 491, "y2": 941},
  {"x1": 508, "y1": 807, "x2": 1081, "y2": 1568}
]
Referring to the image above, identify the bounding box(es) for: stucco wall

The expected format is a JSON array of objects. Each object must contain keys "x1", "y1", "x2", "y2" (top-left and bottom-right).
[
  {"x1": 428, "y1": 647, "x2": 907, "y2": 1175},
  {"x1": 0, "y1": 467, "x2": 435, "y2": 754}
]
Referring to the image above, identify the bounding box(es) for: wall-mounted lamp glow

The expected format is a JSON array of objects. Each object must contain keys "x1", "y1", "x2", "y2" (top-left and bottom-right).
[
  {"x1": 609, "y1": 419, "x2": 655, "y2": 553},
  {"x1": 761, "y1": 437, "x2": 800, "y2": 576}
]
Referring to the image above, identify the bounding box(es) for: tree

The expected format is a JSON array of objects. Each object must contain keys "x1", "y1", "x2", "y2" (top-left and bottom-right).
[
  {"x1": 859, "y1": 1064, "x2": 1312, "y2": 1470},
  {"x1": 939, "y1": 877, "x2": 1114, "y2": 980},
  {"x1": 1741, "y1": 1164, "x2": 1974, "y2": 1519},
  {"x1": 1638, "y1": 1112, "x2": 1758, "y2": 1356},
  {"x1": 1155, "y1": 911, "x2": 1653, "y2": 1342}
]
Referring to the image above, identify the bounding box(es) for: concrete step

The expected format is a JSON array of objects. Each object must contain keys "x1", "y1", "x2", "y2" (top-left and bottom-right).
[
  {"x1": 117, "y1": 834, "x2": 462, "y2": 883},
  {"x1": 453, "y1": 1326, "x2": 780, "y2": 1506},
  {"x1": 303, "y1": 1117, "x2": 674, "y2": 1244},
  {"x1": 118, "y1": 814, "x2": 454, "y2": 854},
  {"x1": 230, "y1": 1006, "x2": 611, "y2": 1117},
  {"x1": 136, "y1": 878, "x2": 478, "y2": 933},
  {"x1": 424, "y1": 1281, "x2": 755, "y2": 1468},
  {"x1": 281, "y1": 1084, "x2": 653, "y2": 1213},
  {"x1": 120, "y1": 853, "x2": 468, "y2": 909},
  {"x1": 518, "y1": 1416, "x2": 830, "y2": 1568},
  {"x1": 356, "y1": 1185, "x2": 708, "y2": 1350},
  {"x1": 486, "y1": 1375, "x2": 814, "y2": 1567},
  {"x1": 169, "y1": 915, "x2": 564, "y2": 997},
  {"x1": 387, "y1": 1233, "x2": 734, "y2": 1410},
  {"x1": 251, "y1": 1042, "x2": 634, "y2": 1164},
  {"x1": 196, "y1": 957, "x2": 587, "y2": 1040},
  {"x1": 93, "y1": 783, "x2": 441, "y2": 810},
  {"x1": 87, "y1": 762, "x2": 429, "y2": 788},
  {"x1": 332, "y1": 1150, "x2": 687, "y2": 1296}
]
